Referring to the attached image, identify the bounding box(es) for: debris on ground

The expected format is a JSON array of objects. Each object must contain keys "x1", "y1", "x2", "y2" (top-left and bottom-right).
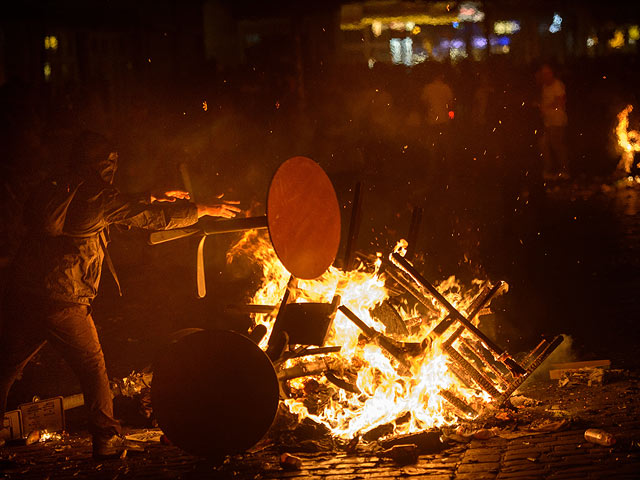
[
  {"x1": 549, "y1": 360, "x2": 611, "y2": 379},
  {"x1": 2, "y1": 374, "x2": 640, "y2": 479},
  {"x1": 125, "y1": 430, "x2": 163, "y2": 443},
  {"x1": 584, "y1": 428, "x2": 616, "y2": 446},
  {"x1": 378, "y1": 444, "x2": 419, "y2": 465},
  {"x1": 280, "y1": 452, "x2": 303, "y2": 470}
]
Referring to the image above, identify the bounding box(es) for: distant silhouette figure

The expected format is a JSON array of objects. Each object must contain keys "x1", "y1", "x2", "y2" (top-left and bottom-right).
[
  {"x1": 537, "y1": 64, "x2": 569, "y2": 180},
  {"x1": 420, "y1": 67, "x2": 455, "y2": 184}
]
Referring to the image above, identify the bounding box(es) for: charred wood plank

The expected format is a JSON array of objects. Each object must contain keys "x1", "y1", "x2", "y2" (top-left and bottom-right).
[
  {"x1": 338, "y1": 305, "x2": 411, "y2": 370},
  {"x1": 444, "y1": 346, "x2": 501, "y2": 398},
  {"x1": 496, "y1": 335, "x2": 564, "y2": 407},
  {"x1": 390, "y1": 253, "x2": 526, "y2": 377},
  {"x1": 439, "y1": 390, "x2": 477, "y2": 418}
]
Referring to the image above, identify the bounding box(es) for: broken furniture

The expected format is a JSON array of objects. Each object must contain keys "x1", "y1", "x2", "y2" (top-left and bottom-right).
[
  {"x1": 150, "y1": 157, "x2": 343, "y2": 459},
  {"x1": 386, "y1": 252, "x2": 564, "y2": 417},
  {"x1": 149, "y1": 156, "x2": 342, "y2": 294},
  {"x1": 150, "y1": 159, "x2": 564, "y2": 461}
]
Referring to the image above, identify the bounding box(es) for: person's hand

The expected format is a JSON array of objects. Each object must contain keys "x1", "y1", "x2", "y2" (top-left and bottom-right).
[
  {"x1": 151, "y1": 190, "x2": 191, "y2": 203},
  {"x1": 197, "y1": 200, "x2": 242, "y2": 219}
]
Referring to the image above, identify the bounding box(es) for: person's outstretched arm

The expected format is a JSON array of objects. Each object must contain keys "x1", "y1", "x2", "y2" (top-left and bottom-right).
[{"x1": 103, "y1": 188, "x2": 242, "y2": 230}]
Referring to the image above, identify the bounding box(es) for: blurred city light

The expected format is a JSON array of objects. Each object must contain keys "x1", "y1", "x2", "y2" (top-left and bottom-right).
[
  {"x1": 390, "y1": 38, "x2": 401, "y2": 64},
  {"x1": 609, "y1": 29, "x2": 625, "y2": 49},
  {"x1": 371, "y1": 20, "x2": 382, "y2": 37},
  {"x1": 472, "y1": 36, "x2": 488, "y2": 49},
  {"x1": 549, "y1": 13, "x2": 562, "y2": 33},
  {"x1": 43, "y1": 62, "x2": 51, "y2": 81},
  {"x1": 494, "y1": 21, "x2": 521, "y2": 35},
  {"x1": 44, "y1": 35, "x2": 58, "y2": 50},
  {"x1": 458, "y1": 2, "x2": 485, "y2": 23}
]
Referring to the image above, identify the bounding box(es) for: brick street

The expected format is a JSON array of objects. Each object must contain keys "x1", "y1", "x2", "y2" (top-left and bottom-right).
[{"x1": 2, "y1": 373, "x2": 639, "y2": 479}]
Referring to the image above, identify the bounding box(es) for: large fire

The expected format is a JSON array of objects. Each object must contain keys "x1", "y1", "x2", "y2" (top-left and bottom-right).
[
  {"x1": 616, "y1": 104, "x2": 640, "y2": 174},
  {"x1": 228, "y1": 231, "x2": 502, "y2": 440}
]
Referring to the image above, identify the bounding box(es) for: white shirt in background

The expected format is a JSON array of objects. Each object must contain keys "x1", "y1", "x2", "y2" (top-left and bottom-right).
[
  {"x1": 541, "y1": 78, "x2": 568, "y2": 127},
  {"x1": 421, "y1": 79, "x2": 454, "y2": 126}
]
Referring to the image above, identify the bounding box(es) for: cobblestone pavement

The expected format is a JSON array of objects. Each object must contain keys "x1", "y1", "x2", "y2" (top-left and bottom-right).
[{"x1": 2, "y1": 374, "x2": 639, "y2": 479}]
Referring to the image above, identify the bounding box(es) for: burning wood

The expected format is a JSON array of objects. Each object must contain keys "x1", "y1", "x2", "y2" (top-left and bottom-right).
[
  {"x1": 226, "y1": 230, "x2": 564, "y2": 444},
  {"x1": 145, "y1": 158, "x2": 564, "y2": 461}
]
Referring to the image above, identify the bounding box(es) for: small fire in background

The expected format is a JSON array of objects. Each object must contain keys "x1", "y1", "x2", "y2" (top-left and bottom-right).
[
  {"x1": 616, "y1": 104, "x2": 640, "y2": 174},
  {"x1": 26, "y1": 429, "x2": 64, "y2": 444},
  {"x1": 39, "y1": 430, "x2": 63, "y2": 442},
  {"x1": 228, "y1": 232, "x2": 499, "y2": 440}
]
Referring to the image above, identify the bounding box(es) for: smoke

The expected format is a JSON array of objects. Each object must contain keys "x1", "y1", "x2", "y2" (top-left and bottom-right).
[{"x1": 524, "y1": 334, "x2": 577, "y2": 383}]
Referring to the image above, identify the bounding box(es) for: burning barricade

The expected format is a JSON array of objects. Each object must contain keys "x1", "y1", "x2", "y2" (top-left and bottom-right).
[
  {"x1": 145, "y1": 156, "x2": 563, "y2": 461},
  {"x1": 224, "y1": 233, "x2": 562, "y2": 442}
]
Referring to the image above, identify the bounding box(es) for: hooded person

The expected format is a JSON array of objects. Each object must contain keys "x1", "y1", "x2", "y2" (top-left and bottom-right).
[{"x1": 0, "y1": 131, "x2": 241, "y2": 457}]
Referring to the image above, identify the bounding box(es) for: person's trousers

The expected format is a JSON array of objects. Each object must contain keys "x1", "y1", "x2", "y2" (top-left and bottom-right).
[
  {"x1": 540, "y1": 126, "x2": 569, "y2": 175},
  {"x1": 424, "y1": 123, "x2": 453, "y2": 189},
  {"x1": 0, "y1": 293, "x2": 121, "y2": 439}
]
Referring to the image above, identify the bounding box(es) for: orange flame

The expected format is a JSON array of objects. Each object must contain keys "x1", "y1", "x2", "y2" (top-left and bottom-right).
[
  {"x1": 616, "y1": 104, "x2": 640, "y2": 173},
  {"x1": 39, "y1": 430, "x2": 63, "y2": 442},
  {"x1": 228, "y1": 232, "x2": 498, "y2": 439}
]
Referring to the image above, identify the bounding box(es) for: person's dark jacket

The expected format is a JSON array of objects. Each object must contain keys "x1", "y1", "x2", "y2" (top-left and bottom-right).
[{"x1": 10, "y1": 133, "x2": 198, "y2": 305}]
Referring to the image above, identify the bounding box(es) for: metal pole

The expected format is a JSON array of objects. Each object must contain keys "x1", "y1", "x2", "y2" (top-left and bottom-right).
[
  {"x1": 201, "y1": 216, "x2": 268, "y2": 235},
  {"x1": 343, "y1": 182, "x2": 363, "y2": 272},
  {"x1": 148, "y1": 216, "x2": 268, "y2": 245}
]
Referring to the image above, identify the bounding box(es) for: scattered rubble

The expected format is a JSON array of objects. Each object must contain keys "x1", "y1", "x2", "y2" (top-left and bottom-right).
[
  {"x1": 2, "y1": 374, "x2": 640, "y2": 479},
  {"x1": 279, "y1": 452, "x2": 303, "y2": 470},
  {"x1": 549, "y1": 359, "x2": 611, "y2": 379}
]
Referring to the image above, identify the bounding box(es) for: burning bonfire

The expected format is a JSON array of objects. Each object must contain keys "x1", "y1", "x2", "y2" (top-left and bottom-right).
[
  {"x1": 148, "y1": 157, "x2": 562, "y2": 460},
  {"x1": 226, "y1": 230, "x2": 559, "y2": 443}
]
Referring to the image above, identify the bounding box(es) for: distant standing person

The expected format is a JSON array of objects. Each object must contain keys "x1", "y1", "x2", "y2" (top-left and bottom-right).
[
  {"x1": 471, "y1": 72, "x2": 493, "y2": 130},
  {"x1": 538, "y1": 64, "x2": 569, "y2": 180},
  {"x1": 420, "y1": 67, "x2": 454, "y2": 182}
]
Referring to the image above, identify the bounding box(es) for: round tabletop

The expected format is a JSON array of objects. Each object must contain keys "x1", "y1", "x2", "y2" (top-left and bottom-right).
[
  {"x1": 151, "y1": 330, "x2": 280, "y2": 460},
  {"x1": 267, "y1": 156, "x2": 341, "y2": 279}
]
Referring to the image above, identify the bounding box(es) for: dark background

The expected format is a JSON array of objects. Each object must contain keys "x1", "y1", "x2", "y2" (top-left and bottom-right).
[{"x1": 1, "y1": 0, "x2": 639, "y2": 408}]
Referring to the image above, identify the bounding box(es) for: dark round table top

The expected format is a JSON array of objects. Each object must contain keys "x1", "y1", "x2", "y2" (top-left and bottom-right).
[{"x1": 151, "y1": 330, "x2": 280, "y2": 460}]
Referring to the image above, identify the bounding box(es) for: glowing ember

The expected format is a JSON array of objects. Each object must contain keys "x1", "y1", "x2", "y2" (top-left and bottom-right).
[
  {"x1": 616, "y1": 104, "x2": 640, "y2": 174},
  {"x1": 228, "y1": 232, "x2": 502, "y2": 440},
  {"x1": 39, "y1": 430, "x2": 63, "y2": 442}
]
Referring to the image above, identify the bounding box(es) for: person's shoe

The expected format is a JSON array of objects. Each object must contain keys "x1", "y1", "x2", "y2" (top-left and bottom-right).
[{"x1": 92, "y1": 434, "x2": 126, "y2": 459}]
